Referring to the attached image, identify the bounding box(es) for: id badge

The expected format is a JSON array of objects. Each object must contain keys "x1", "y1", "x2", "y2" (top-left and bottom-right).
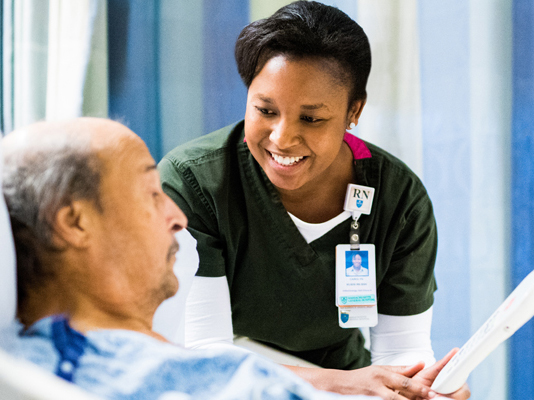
[{"x1": 336, "y1": 244, "x2": 377, "y2": 327}]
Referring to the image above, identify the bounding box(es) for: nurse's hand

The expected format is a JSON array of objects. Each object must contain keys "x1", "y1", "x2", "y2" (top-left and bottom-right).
[
  {"x1": 410, "y1": 349, "x2": 471, "y2": 400},
  {"x1": 286, "y1": 363, "x2": 437, "y2": 399}
]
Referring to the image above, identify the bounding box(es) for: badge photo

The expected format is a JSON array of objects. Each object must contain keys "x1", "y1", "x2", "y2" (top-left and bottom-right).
[{"x1": 345, "y1": 250, "x2": 369, "y2": 277}]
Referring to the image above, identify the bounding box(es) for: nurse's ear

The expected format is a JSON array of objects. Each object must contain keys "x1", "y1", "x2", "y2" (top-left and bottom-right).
[{"x1": 346, "y1": 99, "x2": 366, "y2": 129}]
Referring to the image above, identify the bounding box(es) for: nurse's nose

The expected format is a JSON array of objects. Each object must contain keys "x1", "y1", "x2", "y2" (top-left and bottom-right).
[{"x1": 269, "y1": 119, "x2": 300, "y2": 149}]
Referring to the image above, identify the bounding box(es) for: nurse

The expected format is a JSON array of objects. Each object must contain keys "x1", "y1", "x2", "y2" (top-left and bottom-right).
[
  {"x1": 346, "y1": 254, "x2": 368, "y2": 276},
  {"x1": 159, "y1": 2, "x2": 469, "y2": 399}
]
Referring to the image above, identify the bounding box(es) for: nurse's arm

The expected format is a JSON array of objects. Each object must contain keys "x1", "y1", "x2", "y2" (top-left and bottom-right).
[
  {"x1": 284, "y1": 363, "x2": 436, "y2": 399},
  {"x1": 184, "y1": 275, "x2": 236, "y2": 351},
  {"x1": 371, "y1": 309, "x2": 435, "y2": 366}
]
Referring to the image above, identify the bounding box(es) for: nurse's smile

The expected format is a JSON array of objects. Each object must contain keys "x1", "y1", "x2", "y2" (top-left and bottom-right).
[{"x1": 269, "y1": 152, "x2": 306, "y2": 167}]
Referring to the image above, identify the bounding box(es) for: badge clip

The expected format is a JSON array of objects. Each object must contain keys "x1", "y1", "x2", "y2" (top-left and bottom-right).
[
  {"x1": 350, "y1": 218, "x2": 360, "y2": 250},
  {"x1": 343, "y1": 184, "x2": 375, "y2": 216},
  {"x1": 345, "y1": 183, "x2": 374, "y2": 250}
]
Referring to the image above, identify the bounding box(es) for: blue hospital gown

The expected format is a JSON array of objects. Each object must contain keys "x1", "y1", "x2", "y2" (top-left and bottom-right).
[{"x1": 1, "y1": 317, "x2": 377, "y2": 400}]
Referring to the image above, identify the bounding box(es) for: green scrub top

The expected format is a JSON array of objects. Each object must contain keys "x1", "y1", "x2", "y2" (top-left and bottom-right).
[{"x1": 159, "y1": 121, "x2": 437, "y2": 370}]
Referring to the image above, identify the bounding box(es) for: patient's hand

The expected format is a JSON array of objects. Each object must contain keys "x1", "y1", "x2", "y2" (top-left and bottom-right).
[{"x1": 408, "y1": 349, "x2": 471, "y2": 400}]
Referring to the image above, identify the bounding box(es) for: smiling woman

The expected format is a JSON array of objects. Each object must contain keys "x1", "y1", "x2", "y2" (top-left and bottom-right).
[
  {"x1": 244, "y1": 55, "x2": 363, "y2": 222},
  {"x1": 158, "y1": 2, "x2": 469, "y2": 399}
]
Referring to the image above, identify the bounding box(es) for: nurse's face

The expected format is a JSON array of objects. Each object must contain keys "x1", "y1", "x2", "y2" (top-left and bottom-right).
[{"x1": 244, "y1": 55, "x2": 364, "y2": 192}]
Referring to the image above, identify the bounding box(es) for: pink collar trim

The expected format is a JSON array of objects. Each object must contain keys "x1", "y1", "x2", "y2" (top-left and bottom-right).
[
  {"x1": 243, "y1": 132, "x2": 371, "y2": 160},
  {"x1": 344, "y1": 132, "x2": 371, "y2": 160}
]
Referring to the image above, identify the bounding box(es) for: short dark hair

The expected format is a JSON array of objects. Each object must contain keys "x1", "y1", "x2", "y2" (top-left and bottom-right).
[{"x1": 235, "y1": 1, "x2": 371, "y2": 104}]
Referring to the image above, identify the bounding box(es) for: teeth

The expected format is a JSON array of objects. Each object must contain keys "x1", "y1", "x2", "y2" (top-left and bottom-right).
[{"x1": 271, "y1": 153, "x2": 304, "y2": 166}]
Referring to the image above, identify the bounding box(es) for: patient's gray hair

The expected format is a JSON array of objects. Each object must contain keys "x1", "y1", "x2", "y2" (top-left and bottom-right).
[{"x1": 2, "y1": 127, "x2": 102, "y2": 249}]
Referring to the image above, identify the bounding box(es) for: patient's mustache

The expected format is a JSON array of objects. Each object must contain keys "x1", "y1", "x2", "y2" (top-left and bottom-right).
[{"x1": 167, "y1": 240, "x2": 180, "y2": 261}]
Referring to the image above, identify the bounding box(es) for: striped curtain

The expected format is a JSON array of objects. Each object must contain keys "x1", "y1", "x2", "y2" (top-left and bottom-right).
[
  {"x1": 2, "y1": 0, "x2": 49, "y2": 133},
  {"x1": 1, "y1": 0, "x2": 107, "y2": 135}
]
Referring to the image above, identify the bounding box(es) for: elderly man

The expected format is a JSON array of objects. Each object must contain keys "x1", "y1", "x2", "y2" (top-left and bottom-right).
[{"x1": 1, "y1": 118, "x2": 381, "y2": 400}]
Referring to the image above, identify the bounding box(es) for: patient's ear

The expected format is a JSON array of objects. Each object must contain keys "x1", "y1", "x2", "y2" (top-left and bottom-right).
[{"x1": 51, "y1": 201, "x2": 94, "y2": 249}]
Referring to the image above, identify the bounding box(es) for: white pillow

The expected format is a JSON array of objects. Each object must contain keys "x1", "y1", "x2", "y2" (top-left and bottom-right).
[
  {"x1": 152, "y1": 229, "x2": 199, "y2": 344},
  {"x1": 0, "y1": 137, "x2": 17, "y2": 329}
]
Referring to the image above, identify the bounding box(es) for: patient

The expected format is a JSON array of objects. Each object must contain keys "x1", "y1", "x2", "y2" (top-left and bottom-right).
[{"x1": 1, "y1": 118, "x2": 378, "y2": 400}]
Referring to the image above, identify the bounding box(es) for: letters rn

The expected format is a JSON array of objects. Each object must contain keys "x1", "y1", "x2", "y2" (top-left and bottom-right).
[{"x1": 353, "y1": 189, "x2": 370, "y2": 199}]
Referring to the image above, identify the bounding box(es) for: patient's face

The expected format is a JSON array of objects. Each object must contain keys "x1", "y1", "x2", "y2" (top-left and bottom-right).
[{"x1": 89, "y1": 125, "x2": 187, "y2": 310}]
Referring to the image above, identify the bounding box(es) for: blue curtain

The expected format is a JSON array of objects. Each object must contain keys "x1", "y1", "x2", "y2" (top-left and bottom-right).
[
  {"x1": 511, "y1": 0, "x2": 534, "y2": 398},
  {"x1": 202, "y1": 0, "x2": 248, "y2": 135},
  {"x1": 108, "y1": 0, "x2": 248, "y2": 160},
  {"x1": 108, "y1": 0, "x2": 162, "y2": 160}
]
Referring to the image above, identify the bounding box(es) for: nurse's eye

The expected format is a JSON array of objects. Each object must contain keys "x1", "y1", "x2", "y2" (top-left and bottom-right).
[
  {"x1": 255, "y1": 107, "x2": 275, "y2": 116},
  {"x1": 301, "y1": 115, "x2": 322, "y2": 123}
]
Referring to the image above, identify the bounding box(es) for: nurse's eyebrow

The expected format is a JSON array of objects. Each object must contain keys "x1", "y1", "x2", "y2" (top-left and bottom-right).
[
  {"x1": 254, "y1": 94, "x2": 274, "y2": 103},
  {"x1": 301, "y1": 103, "x2": 328, "y2": 110}
]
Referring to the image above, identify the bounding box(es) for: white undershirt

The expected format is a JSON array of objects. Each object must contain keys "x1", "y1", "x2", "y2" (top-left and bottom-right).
[
  {"x1": 180, "y1": 212, "x2": 436, "y2": 367},
  {"x1": 288, "y1": 210, "x2": 352, "y2": 243}
]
